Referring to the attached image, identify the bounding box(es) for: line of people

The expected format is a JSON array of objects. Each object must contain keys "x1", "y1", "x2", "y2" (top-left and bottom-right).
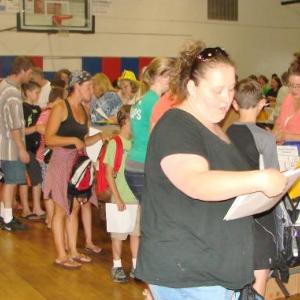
[{"x1": 1, "y1": 44, "x2": 300, "y2": 300}]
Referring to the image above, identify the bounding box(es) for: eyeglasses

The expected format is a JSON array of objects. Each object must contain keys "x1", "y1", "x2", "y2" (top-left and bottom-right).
[
  {"x1": 288, "y1": 83, "x2": 300, "y2": 91},
  {"x1": 196, "y1": 47, "x2": 229, "y2": 62}
]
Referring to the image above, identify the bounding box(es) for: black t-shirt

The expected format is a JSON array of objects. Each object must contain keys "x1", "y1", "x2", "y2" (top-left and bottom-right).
[
  {"x1": 135, "y1": 109, "x2": 254, "y2": 289},
  {"x1": 23, "y1": 102, "x2": 41, "y2": 153},
  {"x1": 227, "y1": 123, "x2": 277, "y2": 269}
]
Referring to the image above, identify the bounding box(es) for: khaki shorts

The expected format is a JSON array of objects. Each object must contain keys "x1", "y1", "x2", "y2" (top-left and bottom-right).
[{"x1": 111, "y1": 204, "x2": 140, "y2": 241}]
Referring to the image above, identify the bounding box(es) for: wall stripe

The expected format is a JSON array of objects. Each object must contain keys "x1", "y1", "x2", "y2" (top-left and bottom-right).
[
  {"x1": 101, "y1": 57, "x2": 121, "y2": 83},
  {"x1": 0, "y1": 56, "x2": 154, "y2": 83},
  {"x1": 82, "y1": 57, "x2": 102, "y2": 76}
]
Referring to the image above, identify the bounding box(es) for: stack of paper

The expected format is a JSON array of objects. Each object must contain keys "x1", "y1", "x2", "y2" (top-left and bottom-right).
[{"x1": 224, "y1": 168, "x2": 300, "y2": 221}]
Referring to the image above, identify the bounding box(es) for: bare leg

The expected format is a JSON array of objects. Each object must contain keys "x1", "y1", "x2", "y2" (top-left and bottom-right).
[
  {"x1": 111, "y1": 238, "x2": 123, "y2": 260},
  {"x1": 52, "y1": 201, "x2": 81, "y2": 268},
  {"x1": 2, "y1": 184, "x2": 16, "y2": 209},
  {"x1": 44, "y1": 198, "x2": 54, "y2": 229},
  {"x1": 129, "y1": 234, "x2": 139, "y2": 259},
  {"x1": 253, "y1": 269, "x2": 270, "y2": 297},
  {"x1": 81, "y1": 201, "x2": 101, "y2": 252},
  {"x1": 19, "y1": 184, "x2": 32, "y2": 217},
  {"x1": 32, "y1": 184, "x2": 44, "y2": 216},
  {"x1": 52, "y1": 202, "x2": 68, "y2": 261}
]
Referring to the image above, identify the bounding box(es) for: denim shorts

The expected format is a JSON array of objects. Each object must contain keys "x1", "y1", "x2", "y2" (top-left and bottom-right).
[
  {"x1": 124, "y1": 169, "x2": 144, "y2": 203},
  {"x1": 149, "y1": 284, "x2": 239, "y2": 300},
  {"x1": 0, "y1": 160, "x2": 26, "y2": 184}
]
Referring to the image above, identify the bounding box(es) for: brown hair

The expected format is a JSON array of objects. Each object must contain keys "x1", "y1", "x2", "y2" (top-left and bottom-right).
[
  {"x1": 49, "y1": 86, "x2": 65, "y2": 103},
  {"x1": 288, "y1": 52, "x2": 300, "y2": 78},
  {"x1": 235, "y1": 78, "x2": 263, "y2": 109},
  {"x1": 117, "y1": 105, "x2": 131, "y2": 127},
  {"x1": 11, "y1": 56, "x2": 34, "y2": 75},
  {"x1": 170, "y1": 40, "x2": 235, "y2": 104},
  {"x1": 21, "y1": 80, "x2": 41, "y2": 99}
]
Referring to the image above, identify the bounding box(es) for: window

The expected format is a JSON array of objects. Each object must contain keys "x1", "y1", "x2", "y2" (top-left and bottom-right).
[{"x1": 208, "y1": 0, "x2": 238, "y2": 21}]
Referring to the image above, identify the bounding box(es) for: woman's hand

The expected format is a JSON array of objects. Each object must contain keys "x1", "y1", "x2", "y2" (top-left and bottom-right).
[{"x1": 73, "y1": 138, "x2": 85, "y2": 151}]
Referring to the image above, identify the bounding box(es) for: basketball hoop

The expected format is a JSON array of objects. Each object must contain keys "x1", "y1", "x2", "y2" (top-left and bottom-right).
[{"x1": 52, "y1": 14, "x2": 73, "y2": 36}]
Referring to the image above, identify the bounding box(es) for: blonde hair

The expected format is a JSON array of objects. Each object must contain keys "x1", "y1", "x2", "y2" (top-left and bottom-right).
[
  {"x1": 136, "y1": 57, "x2": 176, "y2": 101},
  {"x1": 93, "y1": 73, "x2": 115, "y2": 96}
]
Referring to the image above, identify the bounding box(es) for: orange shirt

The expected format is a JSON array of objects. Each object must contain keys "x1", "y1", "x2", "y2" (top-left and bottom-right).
[
  {"x1": 275, "y1": 93, "x2": 300, "y2": 134},
  {"x1": 150, "y1": 91, "x2": 175, "y2": 129}
]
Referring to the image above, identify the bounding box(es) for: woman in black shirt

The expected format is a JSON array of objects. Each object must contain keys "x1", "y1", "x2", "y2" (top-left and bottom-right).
[{"x1": 135, "y1": 42, "x2": 287, "y2": 299}]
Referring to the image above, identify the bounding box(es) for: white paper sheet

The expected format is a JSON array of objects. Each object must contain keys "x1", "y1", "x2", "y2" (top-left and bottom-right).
[
  {"x1": 105, "y1": 203, "x2": 138, "y2": 233},
  {"x1": 86, "y1": 127, "x2": 103, "y2": 163},
  {"x1": 224, "y1": 168, "x2": 300, "y2": 221},
  {"x1": 277, "y1": 145, "x2": 299, "y2": 171}
]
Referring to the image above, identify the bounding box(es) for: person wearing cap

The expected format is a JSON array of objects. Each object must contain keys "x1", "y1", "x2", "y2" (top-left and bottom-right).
[
  {"x1": 117, "y1": 70, "x2": 139, "y2": 105},
  {"x1": 44, "y1": 70, "x2": 103, "y2": 269},
  {"x1": 90, "y1": 73, "x2": 122, "y2": 124}
]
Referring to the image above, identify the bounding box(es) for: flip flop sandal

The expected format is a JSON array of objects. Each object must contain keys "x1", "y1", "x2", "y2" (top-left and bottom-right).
[
  {"x1": 84, "y1": 246, "x2": 103, "y2": 254},
  {"x1": 72, "y1": 253, "x2": 92, "y2": 263},
  {"x1": 21, "y1": 213, "x2": 40, "y2": 220},
  {"x1": 54, "y1": 258, "x2": 81, "y2": 270}
]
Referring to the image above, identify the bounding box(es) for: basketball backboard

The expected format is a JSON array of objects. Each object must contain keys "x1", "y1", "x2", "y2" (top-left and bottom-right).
[{"x1": 17, "y1": 0, "x2": 94, "y2": 33}]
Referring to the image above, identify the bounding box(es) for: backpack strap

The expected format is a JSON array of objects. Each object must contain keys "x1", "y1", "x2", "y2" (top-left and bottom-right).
[{"x1": 112, "y1": 135, "x2": 123, "y2": 173}]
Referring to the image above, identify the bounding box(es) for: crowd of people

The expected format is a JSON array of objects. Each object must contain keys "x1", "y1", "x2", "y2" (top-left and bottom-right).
[{"x1": 0, "y1": 42, "x2": 300, "y2": 300}]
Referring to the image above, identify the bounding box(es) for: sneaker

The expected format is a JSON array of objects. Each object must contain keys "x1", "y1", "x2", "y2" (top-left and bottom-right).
[
  {"x1": 129, "y1": 267, "x2": 136, "y2": 279},
  {"x1": 2, "y1": 217, "x2": 27, "y2": 231},
  {"x1": 112, "y1": 267, "x2": 128, "y2": 283}
]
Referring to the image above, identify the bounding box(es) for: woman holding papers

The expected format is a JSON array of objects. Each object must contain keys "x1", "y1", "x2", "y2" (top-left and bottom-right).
[
  {"x1": 135, "y1": 41, "x2": 287, "y2": 299},
  {"x1": 44, "y1": 71, "x2": 103, "y2": 269},
  {"x1": 273, "y1": 52, "x2": 300, "y2": 143}
]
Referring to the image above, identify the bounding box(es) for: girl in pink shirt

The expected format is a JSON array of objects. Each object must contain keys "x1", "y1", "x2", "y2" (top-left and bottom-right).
[{"x1": 273, "y1": 52, "x2": 300, "y2": 143}]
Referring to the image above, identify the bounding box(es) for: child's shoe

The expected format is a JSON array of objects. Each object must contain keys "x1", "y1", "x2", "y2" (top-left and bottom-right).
[{"x1": 112, "y1": 267, "x2": 128, "y2": 283}]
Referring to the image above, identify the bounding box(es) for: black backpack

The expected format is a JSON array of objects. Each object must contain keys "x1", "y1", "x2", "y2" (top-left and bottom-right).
[{"x1": 273, "y1": 195, "x2": 300, "y2": 282}]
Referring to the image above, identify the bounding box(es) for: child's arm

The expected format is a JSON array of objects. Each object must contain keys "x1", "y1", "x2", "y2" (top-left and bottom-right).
[
  {"x1": 24, "y1": 124, "x2": 44, "y2": 135},
  {"x1": 105, "y1": 165, "x2": 125, "y2": 211}
]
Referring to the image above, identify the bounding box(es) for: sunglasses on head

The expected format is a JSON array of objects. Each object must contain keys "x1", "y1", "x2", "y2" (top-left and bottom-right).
[{"x1": 196, "y1": 47, "x2": 229, "y2": 62}]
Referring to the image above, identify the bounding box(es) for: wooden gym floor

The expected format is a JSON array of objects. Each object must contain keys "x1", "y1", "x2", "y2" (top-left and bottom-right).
[
  {"x1": 1, "y1": 205, "x2": 300, "y2": 300},
  {"x1": 0, "y1": 205, "x2": 145, "y2": 300}
]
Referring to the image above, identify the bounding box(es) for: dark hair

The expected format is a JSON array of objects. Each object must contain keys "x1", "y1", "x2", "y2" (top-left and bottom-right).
[
  {"x1": 48, "y1": 86, "x2": 65, "y2": 103},
  {"x1": 235, "y1": 78, "x2": 263, "y2": 109},
  {"x1": 117, "y1": 105, "x2": 131, "y2": 127},
  {"x1": 271, "y1": 76, "x2": 282, "y2": 90},
  {"x1": 288, "y1": 52, "x2": 300, "y2": 78},
  {"x1": 51, "y1": 79, "x2": 66, "y2": 89},
  {"x1": 170, "y1": 40, "x2": 235, "y2": 104},
  {"x1": 248, "y1": 74, "x2": 258, "y2": 81},
  {"x1": 258, "y1": 75, "x2": 268, "y2": 84},
  {"x1": 11, "y1": 56, "x2": 34, "y2": 75},
  {"x1": 21, "y1": 81, "x2": 41, "y2": 98}
]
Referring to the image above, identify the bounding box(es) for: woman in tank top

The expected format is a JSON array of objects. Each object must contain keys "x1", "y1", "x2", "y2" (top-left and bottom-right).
[{"x1": 44, "y1": 71, "x2": 103, "y2": 269}]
